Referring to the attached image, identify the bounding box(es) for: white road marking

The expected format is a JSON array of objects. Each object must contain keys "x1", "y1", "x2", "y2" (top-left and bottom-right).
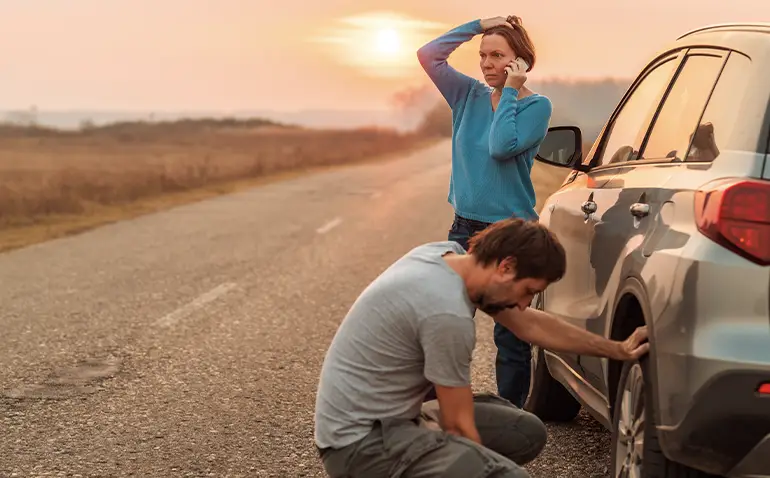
[
  {"x1": 316, "y1": 217, "x2": 343, "y2": 234},
  {"x1": 154, "y1": 282, "x2": 238, "y2": 328}
]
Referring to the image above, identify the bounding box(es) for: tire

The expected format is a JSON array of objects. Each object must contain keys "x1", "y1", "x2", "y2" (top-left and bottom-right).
[
  {"x1": 523, "y1": 292, "x2": 582, "y2": 422},
  {"x1": 610, "y1": 357, "x2": 721, "y2": 477},
  {"x1": 523, "y1": 344, "x2": 582, "y2": 421}
]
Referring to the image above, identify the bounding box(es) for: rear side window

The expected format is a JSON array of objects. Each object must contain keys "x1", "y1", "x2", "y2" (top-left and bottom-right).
[
  {"x1": 640, "y1": 53, "x2": 725, "y2": 161},
  {"x1": 594, "y1": 58, "x2": 679, "y2": 167},
  {"x1": 684, "y1": 53, "x2": 752, "y2": 162}
]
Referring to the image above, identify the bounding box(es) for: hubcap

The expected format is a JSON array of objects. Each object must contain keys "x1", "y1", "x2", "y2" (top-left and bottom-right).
[
  {"x1": 527, "y1": 344, "x2": 539, "y2": 400},
  {"x1": 525, "y1": 293, "x2": 544, "y2": 405},
  {"x1": 615, "y1": 363, "x2": 645, "y2": 478}
]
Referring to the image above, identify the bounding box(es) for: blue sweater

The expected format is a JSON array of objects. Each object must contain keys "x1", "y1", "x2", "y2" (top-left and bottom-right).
[{"x1": 417, "y1": 20, "x2": 552, "y2": 223}]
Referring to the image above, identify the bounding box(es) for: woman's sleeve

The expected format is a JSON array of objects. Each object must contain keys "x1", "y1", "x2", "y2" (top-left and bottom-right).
[
  {"x1": 416, "y1": 20, "x2": 483, "y2": 109},
  {"x1": 489, "y1": 87, "x2": 553, "y2": 161}
]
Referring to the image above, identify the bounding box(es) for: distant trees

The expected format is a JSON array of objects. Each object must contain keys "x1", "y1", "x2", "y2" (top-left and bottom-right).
[{"x1": 409, "y1": 77, "x2": 632, "y2": 142}]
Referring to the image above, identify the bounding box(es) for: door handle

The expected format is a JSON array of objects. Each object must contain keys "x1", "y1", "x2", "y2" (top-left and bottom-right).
[
  {"x1": 630, "y1": 203, "x2": 650, "y2": 218},
  {"x1": 581, "y1": 200, "x2": 597, "y2": 215}
]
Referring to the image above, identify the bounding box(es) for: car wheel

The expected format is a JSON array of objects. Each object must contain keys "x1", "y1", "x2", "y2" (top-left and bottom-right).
[
  {"x1": 610, "y1": 358, "x2": 720, "y2": 477},
  {"x1": 523, "y1": 293, "x2": 582, "y2": 422}
]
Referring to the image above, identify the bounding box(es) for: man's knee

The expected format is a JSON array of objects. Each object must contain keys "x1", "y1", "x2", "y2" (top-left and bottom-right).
[
  {"x1": 495, "y1": 410, "x2": 547, "y2": 464},
  {"x1": 515, "y1": 412, "x2": 547, "y2": 464},
  {"x1": 473, "y1": 396, "x2": 547, "y2": 465}
]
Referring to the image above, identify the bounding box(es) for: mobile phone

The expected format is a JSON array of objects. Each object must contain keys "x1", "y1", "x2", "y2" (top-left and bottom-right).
[{"x1": 505, "y1": 57, "x2": 530, "y2": 75}]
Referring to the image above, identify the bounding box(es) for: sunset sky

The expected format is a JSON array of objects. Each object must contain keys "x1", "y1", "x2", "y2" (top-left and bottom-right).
[{"x1": 0, "y1": 0, "x2": 767, "y2": 113}]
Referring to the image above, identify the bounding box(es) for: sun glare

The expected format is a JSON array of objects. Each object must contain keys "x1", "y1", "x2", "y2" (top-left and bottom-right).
[
  {"x1": 376, "y1": 28, "x2": 401, "y2": 55},
  {"x1": 312, "y1": 12, "x2": 446, "y2": 79}
]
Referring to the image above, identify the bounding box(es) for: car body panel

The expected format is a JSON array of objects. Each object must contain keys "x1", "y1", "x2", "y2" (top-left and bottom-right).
[
  {"x1": 648, "y1": 153, "x2": 770, "y2": 424},
  {"x1": 539, "y1": 170, "x2": 617, "y2": 377},
  {"x1": 578, "y1": 163, "x2": 677, "y2": 395},
  {"x1": 536, "y1": 23, "x2": 770, "y2": 478}
]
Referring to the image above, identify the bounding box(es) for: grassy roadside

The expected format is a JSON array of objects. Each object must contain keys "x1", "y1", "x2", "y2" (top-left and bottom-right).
[
  {"x1": 0, "y1": 139, "x2": 573, "y2": 255},
  {"x1": 0, "y1": 120, "x2": 440, "y2": 253}
]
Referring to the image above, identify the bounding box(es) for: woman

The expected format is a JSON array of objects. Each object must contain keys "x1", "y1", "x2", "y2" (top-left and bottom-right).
[{"x1": 416, "y1": 15, "x2": 552, "y2": 408}]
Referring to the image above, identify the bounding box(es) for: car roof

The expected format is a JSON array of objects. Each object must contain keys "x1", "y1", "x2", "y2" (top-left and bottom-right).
[
  {"x1": 665, "y1": 23, "x2": 770, "y2": 60},
  {"x1": 678, "y1": 23, "x2": 770, "y2": 39}
]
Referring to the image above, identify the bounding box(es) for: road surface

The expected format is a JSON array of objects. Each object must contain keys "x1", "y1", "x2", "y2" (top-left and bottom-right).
[{"x1": 0, "y1": 140, "x2": 610, "y2": 477}]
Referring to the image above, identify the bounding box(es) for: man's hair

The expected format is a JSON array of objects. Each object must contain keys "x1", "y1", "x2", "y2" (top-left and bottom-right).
[
  {"x1": 482, "y1": 17, "x2": 536, "y2": 72},
  {"x1": 467, "y1": 218, "x2": 566, "y2": 283}
]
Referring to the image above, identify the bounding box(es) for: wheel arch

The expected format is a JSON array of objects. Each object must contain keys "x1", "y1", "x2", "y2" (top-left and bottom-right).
[{"x1": 606, "y1": 276, "x2": 661, "y2": 424}]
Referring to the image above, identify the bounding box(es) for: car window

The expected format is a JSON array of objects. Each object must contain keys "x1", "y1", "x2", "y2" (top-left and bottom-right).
[
  {"x1": 684, "y1": 53, "x2": 752, "y2": 162},
  {"x1": 640, "y1": 54, "x2": 725, "y2": 161},
  {"x1": 595, "y1": 58, "x2": 678, "y2": 167}
]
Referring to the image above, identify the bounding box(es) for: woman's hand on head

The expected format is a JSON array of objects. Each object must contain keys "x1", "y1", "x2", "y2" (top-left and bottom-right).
[
  {"x1": 480, "y1": 16, "x2": 515, "y2": 31},
  {"x1": 504, "y1": 58, "x2": 527, "y2": 90}
]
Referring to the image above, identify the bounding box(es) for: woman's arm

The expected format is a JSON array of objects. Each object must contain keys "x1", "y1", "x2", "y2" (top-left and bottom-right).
[
  {"x1": 488, "y1": 88, "x2": 553, "y2": 160},
  {"x1": 416, "y1": 20, "x2": 483, "y2": 109}
]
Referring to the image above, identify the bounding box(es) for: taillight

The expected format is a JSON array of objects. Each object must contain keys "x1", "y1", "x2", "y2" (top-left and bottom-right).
[
  {"x1": 759, "y1": 383, "x2": 770, "y2": 395},
  {"x1": 694, "y1": 178, "x2": 770, "y2": 266}
]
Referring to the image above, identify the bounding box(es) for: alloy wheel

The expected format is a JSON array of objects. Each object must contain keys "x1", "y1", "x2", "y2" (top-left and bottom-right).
[
  {"x1": 526, "y1": 293, "x2": 544, "y2": 401},
  {"x1": 615, "y1": 363, "x2": 645, "y2": 478},
  {"x1": 527, "y1": 344, "x2": 540, "y2": 400}
]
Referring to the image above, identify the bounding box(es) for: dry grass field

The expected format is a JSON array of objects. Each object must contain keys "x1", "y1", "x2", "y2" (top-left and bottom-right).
[
  {"x1": 0, "y1": 120, "x2": 433, "y2": 252},
  {"x1": 0, "y1": 117, "x2": 588, "y2": 253},
  {"x1": 531, "y1": 162, "x2": 571, "y2": 213},
  {"x1": 531, "y1": 141, "x2": 594, "y2": 212}
]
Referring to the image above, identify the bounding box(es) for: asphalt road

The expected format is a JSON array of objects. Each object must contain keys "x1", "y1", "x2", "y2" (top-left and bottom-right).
[{"x1": 0, "y1": 140, "x2": 611, "y2": 477}]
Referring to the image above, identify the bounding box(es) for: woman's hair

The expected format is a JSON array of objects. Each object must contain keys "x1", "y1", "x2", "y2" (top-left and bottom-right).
[{"x1": 482, "y1": 16, "x2": 536, "y2": 72}]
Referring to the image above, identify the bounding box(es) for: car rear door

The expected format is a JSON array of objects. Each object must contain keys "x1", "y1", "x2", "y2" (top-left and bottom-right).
[
  {"x1": 578, "y1": 48, "x2": 732, "y2": 394},
  {"x1": 540, "y1": 52, "x2": 683, "y2": 380}
]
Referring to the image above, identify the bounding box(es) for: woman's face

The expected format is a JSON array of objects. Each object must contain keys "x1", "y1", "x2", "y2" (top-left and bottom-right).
[{"x1": 479, "y1": 33, "x2": 516, "y2": 88}]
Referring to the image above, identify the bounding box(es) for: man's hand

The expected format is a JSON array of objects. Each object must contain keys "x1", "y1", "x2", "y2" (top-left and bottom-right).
[
  {"x1": 615, "y1": 326, "x2": 650, "y2": 360},
  {"x1": 480, "y1": 16, "x2": 515, "y2": 31}
]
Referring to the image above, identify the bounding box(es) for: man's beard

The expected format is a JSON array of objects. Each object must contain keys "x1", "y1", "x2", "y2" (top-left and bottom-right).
[
  {"x1": 476, "y1": 294, "x2": 513, "y2": 316},
  {"x1": 480, "y1": 303, "x2": 508, "y2": 315}
]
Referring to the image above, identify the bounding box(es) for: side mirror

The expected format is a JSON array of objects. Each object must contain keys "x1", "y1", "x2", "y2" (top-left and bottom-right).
[{"x1": 535, "y1": 126, "x2": 583, "y2": 169}]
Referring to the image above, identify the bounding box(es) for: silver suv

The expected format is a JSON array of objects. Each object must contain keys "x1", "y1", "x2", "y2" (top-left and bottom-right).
[{"x1": 526, "y1": 23, "x2": 770, "y2": 478}]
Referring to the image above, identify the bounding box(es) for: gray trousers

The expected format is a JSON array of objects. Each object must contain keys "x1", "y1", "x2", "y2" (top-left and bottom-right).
[{"x1": 319, "y1": 393, "x2": 547, "y2": 478}]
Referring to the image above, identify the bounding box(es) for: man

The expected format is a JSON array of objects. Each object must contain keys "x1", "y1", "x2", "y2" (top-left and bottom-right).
[{"x1": 314, "y1": 218, "x2": 648, "y2": 478}]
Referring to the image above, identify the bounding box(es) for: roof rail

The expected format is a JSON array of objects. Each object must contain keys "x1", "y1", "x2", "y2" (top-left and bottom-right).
[{"x1": 678, "y1": 23, "x2": 770, "y2": 40}]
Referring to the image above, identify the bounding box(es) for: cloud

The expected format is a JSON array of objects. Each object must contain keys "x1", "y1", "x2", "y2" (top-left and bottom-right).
[{"x1": 337, "y1": 11, "x2": 448, "y2": 32}]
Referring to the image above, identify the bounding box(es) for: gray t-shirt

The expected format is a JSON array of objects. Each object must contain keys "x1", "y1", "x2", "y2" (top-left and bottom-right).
[{"x1": 314, "y1": 241, "x2": 477, "y2": 449}]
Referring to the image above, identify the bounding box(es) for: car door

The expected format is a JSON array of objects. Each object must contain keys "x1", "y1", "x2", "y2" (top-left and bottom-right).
[
  {"x1": 541, "y1": 167, "x2": 615, "y2": 375},
  {"x1": 578, "y1": 49, "x2": 731, "y2": 395},
  {"x1": 540, "y1": 51, "x2": 684, "y2": 377}
]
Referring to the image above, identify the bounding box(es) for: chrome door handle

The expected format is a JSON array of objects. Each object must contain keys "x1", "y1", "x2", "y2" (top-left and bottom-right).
[
  {"x1": 581, "y1": 200, "x2": 597, "y2": 215},
  {"x1": 630, "y1": 203, "x2": 650, "y2": 218}
]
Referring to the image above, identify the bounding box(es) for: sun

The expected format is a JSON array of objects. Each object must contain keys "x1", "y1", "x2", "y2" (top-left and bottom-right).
[
  {"x1": 312, "y1": 12, "x2": 447, "y2": 79},
  {"x1": 376, "y1": 28, "x2": 401, "y2": 55}
]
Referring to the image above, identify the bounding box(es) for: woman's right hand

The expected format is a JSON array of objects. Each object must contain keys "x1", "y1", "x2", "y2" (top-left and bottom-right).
[
  {"x1": 480, "y1": 16, "x2": 516, "y2": 31},
  {"x1": 504, "y1": 58, "x2": 528, "y2": 90}
]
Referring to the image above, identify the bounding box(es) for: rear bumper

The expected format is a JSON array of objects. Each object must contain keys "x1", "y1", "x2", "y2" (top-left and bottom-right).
[
  {"x1": 656, "y1": 370, "x2": 770, "y2": 477},
  {"x1": 729, "y1": 435, "x2": 770, "y2": 478},
  {"x1": 648, "y1": 230, "x2": 770, "y2": 476}
]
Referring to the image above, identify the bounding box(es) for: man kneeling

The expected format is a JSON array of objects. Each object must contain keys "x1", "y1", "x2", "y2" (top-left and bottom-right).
[{"x1": 314, "y1": 218, "x2": 648, "y2": 477}]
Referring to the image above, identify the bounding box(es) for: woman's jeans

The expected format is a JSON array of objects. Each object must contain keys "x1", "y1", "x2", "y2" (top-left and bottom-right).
[{"x1": 447, "y1": 213, "x2": 532, "y2": 408}]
